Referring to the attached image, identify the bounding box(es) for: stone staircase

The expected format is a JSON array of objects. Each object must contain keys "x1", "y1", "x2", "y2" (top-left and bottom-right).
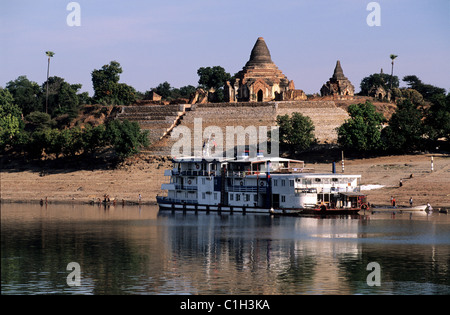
[
  {"x1": 142, "y1": 101, "x2": 349, "y2": 156},
  {"x1": 116, "y1": 104, "x2": 187, "y2": 152}
]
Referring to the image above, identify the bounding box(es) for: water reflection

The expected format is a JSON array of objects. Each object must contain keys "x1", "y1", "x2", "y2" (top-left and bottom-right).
[{"x1": 1, "y1": 204, "x2": 449, "y2": 295}]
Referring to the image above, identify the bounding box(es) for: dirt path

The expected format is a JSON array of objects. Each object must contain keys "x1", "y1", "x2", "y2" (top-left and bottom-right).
[{"x1": 1, "y1": 154, "x2": 449, "y2": 209}]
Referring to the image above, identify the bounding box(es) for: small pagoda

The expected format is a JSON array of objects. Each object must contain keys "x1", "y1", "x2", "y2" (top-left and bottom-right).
[{"x1": 320, "y1": 60, "x2": 355, "y2": 97}]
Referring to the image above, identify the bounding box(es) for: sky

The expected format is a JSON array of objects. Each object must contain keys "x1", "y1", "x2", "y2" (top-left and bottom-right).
[{"x1": 1, "y1": 0, "x2": 449, "y2": 96}]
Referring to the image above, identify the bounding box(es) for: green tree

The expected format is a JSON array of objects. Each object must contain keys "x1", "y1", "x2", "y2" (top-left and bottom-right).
[
  {"x1": 56, "y1": 127, "x2": 84, "y2": 156},
  {"x1": 82, "y1": 124, "x2": 106, "y2": 154},
  {"x1": 359, "y1": 73, "x2": 399, "y2": 96},
  {"x1": 6, "y1": 75, "x2": 42, "y2": 115},
  {"x1": 178, "y1": 85, "x2": 196, "y2": 99},
  {"x1": 402, "y1": 75, "x2": 446, "y2": 101},
  {"x1": 0, "y1": 89, "x2": 22, "y2": 119},
  {"x1": 197, "y1": 66, "x2": 231, "y2": 90},
  {"x1": 337, "y1": 101, "x2": 386, "y2": 152},
  {"x1": 425, "y1": 93, "x2": 450, "y2": 143},
  {"x1": 105, "y1": 119, "x2": 150, "y2": 158},
  {"x1": 27, "y1": 128, "x2": 59, "y2": 158},
  {"x1": 276, "y1": 112, "x2": 316, "y2": 153},
  {"x1": 92, "y1": 61, "x2": 122, "y2": 103},
  {"x1": 116, "y1": 83, "x2": 137, "y2": 105},
  {"x1": 42, "y1": 76, "x2": 83, "y2": 118},
  {"x1": 0, "y1": 114, "x2": 21, "y2": 150},
  {"x1": 25, "y1": 111, "x2": 52, "y2": 132},
  {"x1": 151, "y1": 81, "x2": 172, "y2": 100},
  {"x1": 382, "y1": 99, "x2": 425, "y2": 152},
  {"x1": 91, "y1": 61, "x2": 136, "y2": 105},
  {"x1": 0, "y1": 89, "x2": 26, "y2": 152}
]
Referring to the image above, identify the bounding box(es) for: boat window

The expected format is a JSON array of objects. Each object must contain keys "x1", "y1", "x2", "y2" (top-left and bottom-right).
[
  {"x1": 315, "y1": 178, "x2": 321, "y2": 182},
  {"x1": 295, "y1": 188, "x2": 317, "y2": 194}
]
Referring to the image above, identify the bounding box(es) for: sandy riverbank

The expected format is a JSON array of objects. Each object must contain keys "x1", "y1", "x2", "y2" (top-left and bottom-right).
[{"x1": 1, "y1": 154, "x2": 449, "y2": 209}]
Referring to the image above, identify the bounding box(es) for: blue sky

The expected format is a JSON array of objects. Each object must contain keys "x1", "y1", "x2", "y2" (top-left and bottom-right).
[{"x1": 1, "y1": 0, "x2": 449, "y2": 95}]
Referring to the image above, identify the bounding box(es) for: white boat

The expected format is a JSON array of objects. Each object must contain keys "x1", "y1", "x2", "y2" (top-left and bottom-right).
[{"x1": 157, "y1": 154, "x2": 369, "y2": 216}]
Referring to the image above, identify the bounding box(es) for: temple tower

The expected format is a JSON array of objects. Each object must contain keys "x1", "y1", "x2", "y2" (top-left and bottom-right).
[
  {"x1": 226, "y1": 37, "x2": 305, "y2": 102},
  {"x1": 320, "y1": 60, "x2": 355, "y2": 97}
]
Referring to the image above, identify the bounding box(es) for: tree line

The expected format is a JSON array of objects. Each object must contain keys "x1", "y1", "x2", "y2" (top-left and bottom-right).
[
  {"x1": 0, "y1": 61, "x2": 232, "y2": 159},
  {"x1": 277, "y1": 75, "x2": 449, "y2": 154},
  {"x1": 1, "y1": 57, "x2": 448, "y2": 160}
]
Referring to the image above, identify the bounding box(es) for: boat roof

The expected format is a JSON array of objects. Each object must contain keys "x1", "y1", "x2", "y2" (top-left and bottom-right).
[
  {"x1": 233, "y1": 157, "x2": 304, "y2": 164},
  {"x1": 171, "y1": 156, "x2": 231, "y2": 163},
  {"x1": 255, "y1": 173, "x2": 361, "y2": 178},
  {"x1": 339, "y1": 191, "x2": 367, "y2": 196},
  {"x1": 172, "y1": 156, "x2": 304, "y2": 164}
]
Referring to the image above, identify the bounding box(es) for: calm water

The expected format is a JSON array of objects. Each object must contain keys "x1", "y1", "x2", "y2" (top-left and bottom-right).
[{"x1": 1, "y1": 203, "x2": 449, "y2": 295}]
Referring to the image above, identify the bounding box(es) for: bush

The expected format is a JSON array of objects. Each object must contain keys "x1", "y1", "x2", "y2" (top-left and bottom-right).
[
  {"x1": 337, "y1": 101, "x2": 385, "y2": 152},
  {"x1": 105, "y1": 119, "x2": 149, "y2": 158},
  {"x1": 382, "y1": 99, "x2": 425, "y2": 152},
  {"x1": 276, "y1": 112, "x2": 316, "y2": 153},
  {"x1": 8, "y1": 119, "x2": 149, "y2": 160}
]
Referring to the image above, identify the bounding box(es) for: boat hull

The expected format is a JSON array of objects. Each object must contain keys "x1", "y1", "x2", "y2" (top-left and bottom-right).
[{"x1": 157, "y1": 197, "x2": 360, "y2": 216}]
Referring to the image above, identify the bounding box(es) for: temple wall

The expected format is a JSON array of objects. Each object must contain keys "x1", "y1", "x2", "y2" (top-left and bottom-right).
[{"x1": 143, "y1": 101, "x2": 349, "y2": 155}]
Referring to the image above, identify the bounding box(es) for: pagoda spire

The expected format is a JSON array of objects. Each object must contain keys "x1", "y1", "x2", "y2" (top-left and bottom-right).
[
  {"x1": 245, "y1": 37, "x2": 274, "y2": 67},
  {"x1": 332, "y1": 60, "x2": 347, "y2": 80}
]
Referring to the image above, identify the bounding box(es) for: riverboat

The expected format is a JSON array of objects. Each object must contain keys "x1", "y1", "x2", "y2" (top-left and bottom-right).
[{"x1": 157, "y1": 155, "x2": 369, "y2": 215}]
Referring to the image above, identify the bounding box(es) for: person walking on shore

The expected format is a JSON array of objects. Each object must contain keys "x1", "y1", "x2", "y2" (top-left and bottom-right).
[{"x1": 409, "y1": 197, "x2": 413, "y2": 207}]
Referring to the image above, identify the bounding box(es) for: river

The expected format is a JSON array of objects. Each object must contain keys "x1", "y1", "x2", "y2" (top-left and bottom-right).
[{"x1": 1, "y1": 203, "x2": 449, "y2": 295}]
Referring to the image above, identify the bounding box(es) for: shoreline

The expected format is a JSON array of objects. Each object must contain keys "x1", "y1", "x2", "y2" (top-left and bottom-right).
[
  {"x1": 0, "y1": 198, "x2": 158, "y2": 206},
  {"x1": 2, "y1": 199, "x2": 447, "y2": 213},
  {"x1": 2, "y1": 153, "x2": 449, "y2": 210}
]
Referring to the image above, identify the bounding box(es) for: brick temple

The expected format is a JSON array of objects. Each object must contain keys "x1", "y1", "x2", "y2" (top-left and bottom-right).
[
  {"x1": 320, "y1": 60, "x2": 355, "y2": 97},
  {"x1": 225, "y1": 37, "x2": 306, "y2": 103}
]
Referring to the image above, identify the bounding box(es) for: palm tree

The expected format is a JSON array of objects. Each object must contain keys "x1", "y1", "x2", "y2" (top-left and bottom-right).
[
  {"x1": 389, "y1": 54, "x2": 398, "y2": 90},
  {"x1": 45, "y1": 51, "x2": 55, "y2": 114}
]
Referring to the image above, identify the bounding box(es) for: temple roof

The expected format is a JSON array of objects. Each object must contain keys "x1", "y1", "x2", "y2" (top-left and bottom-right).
[
  {"x1": 245, "y1": 37, "x2": 274, "y2": 67},
  {"x1": 331, "y1": 60, "x2": 348, "y2": 81},
  {"x1": 234, "y1": 37, "x2": 290, "y2": 86}
]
